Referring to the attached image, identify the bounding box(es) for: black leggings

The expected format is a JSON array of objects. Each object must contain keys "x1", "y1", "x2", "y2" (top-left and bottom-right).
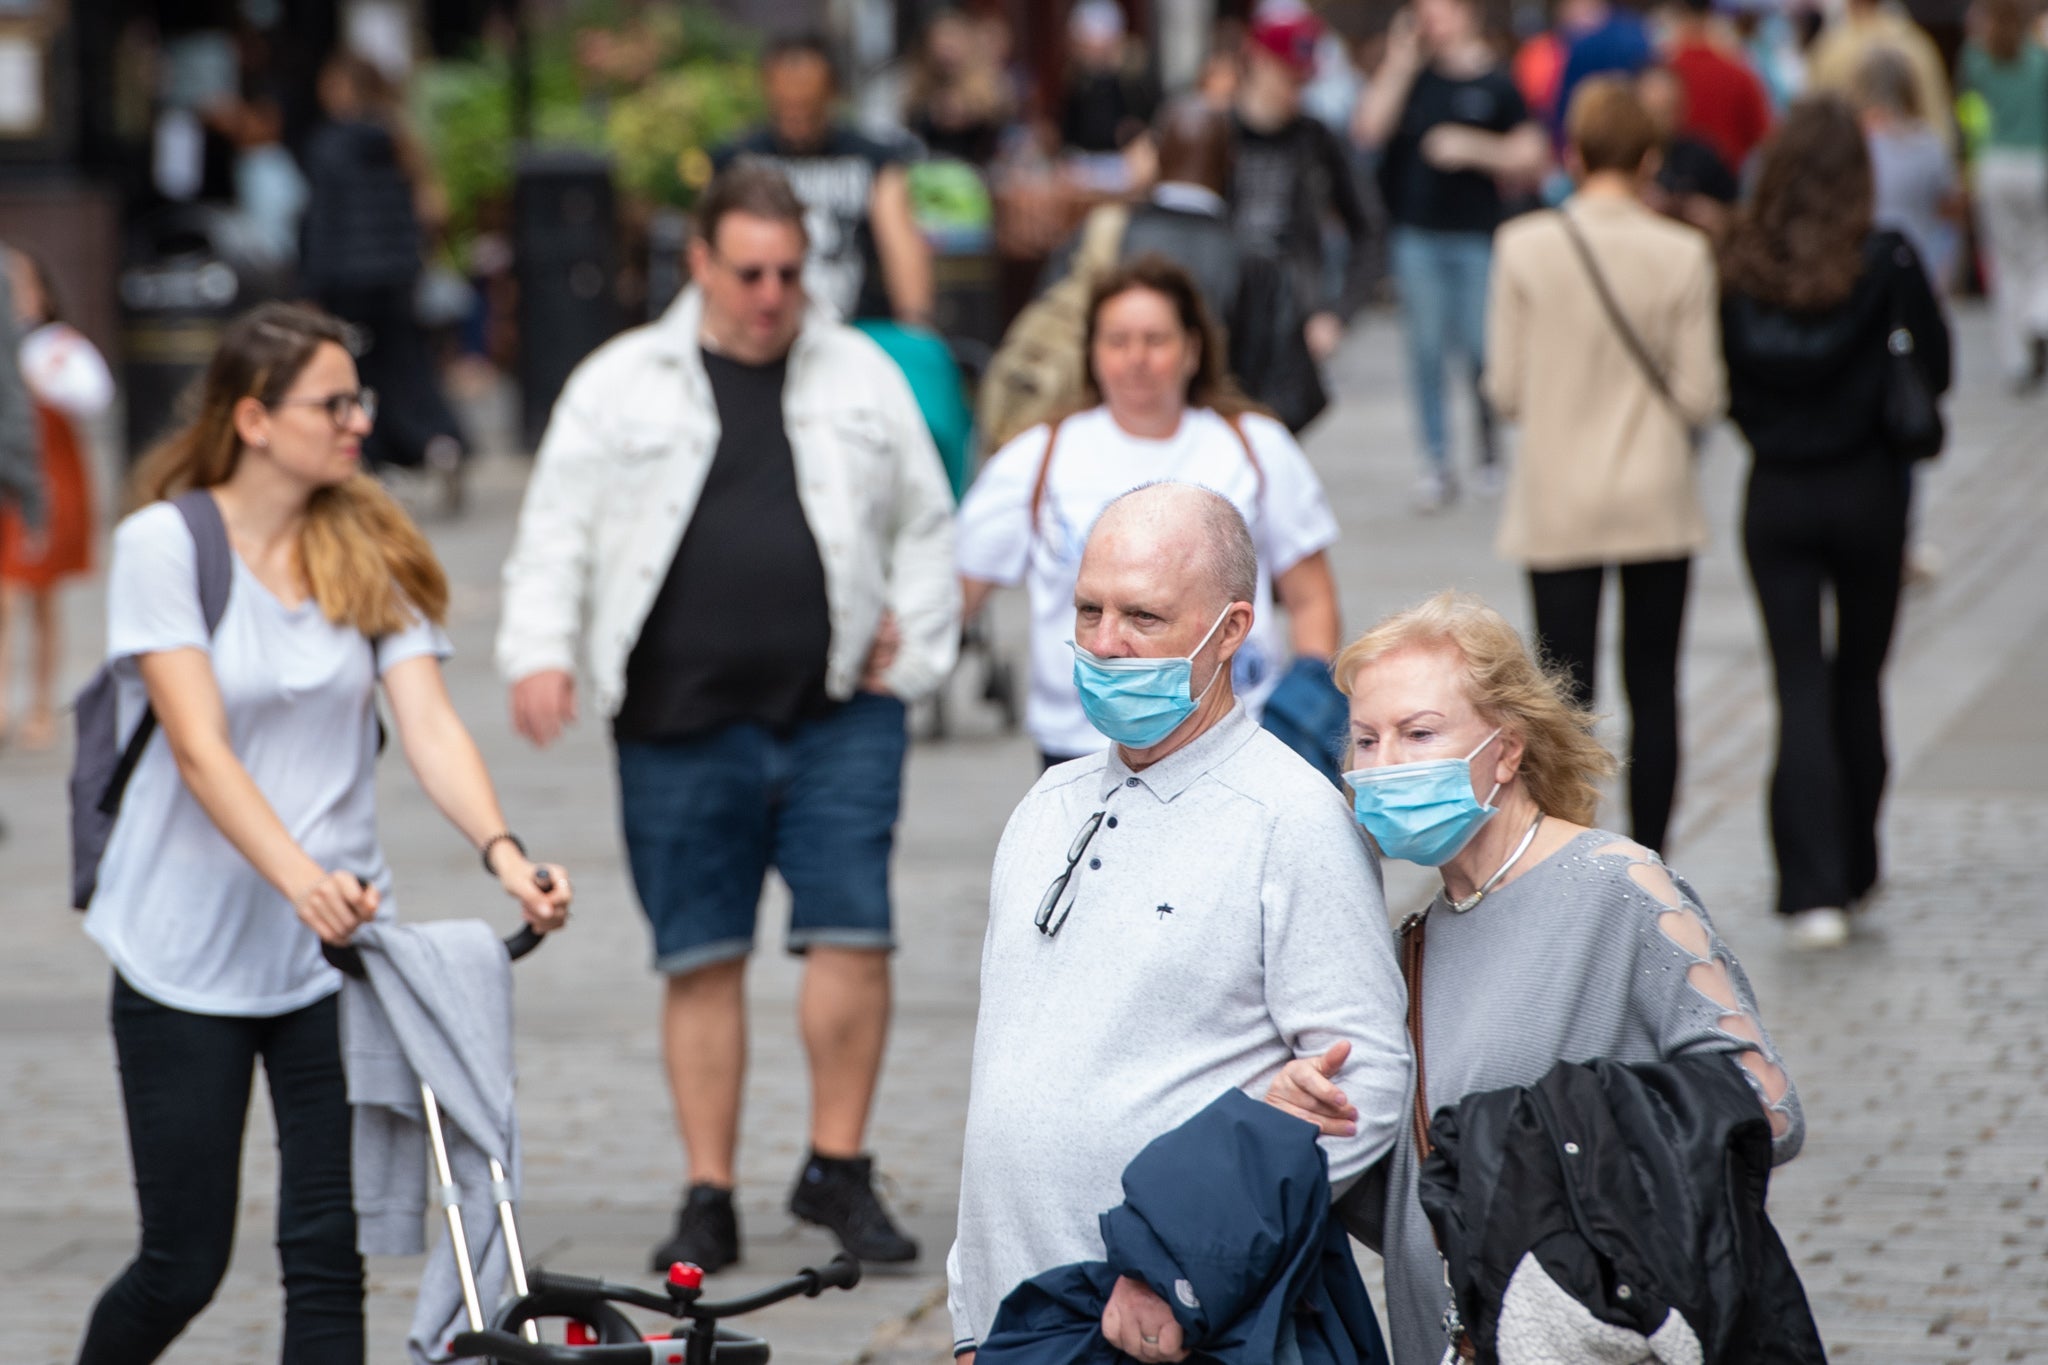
[
  {"x1": 1527, "y1": 557, "x2": 1692, "y2": 853},
  {"x1": 78, "y1": 976, "x2": 363, "y2": 1365},
  {"x1": 1742, "y1": 455, "x2": 1909, "y2": 915}
]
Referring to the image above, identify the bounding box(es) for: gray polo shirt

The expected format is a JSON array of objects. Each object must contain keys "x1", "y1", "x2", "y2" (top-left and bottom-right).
[{"x1": 945, "y1": 703, "x2": 1413, "y2": 1353}]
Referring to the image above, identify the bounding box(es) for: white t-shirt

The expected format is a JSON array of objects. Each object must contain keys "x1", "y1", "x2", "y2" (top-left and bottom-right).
[
  {"x1": 85, "y1": 501, "x2": 451, "y2": 1017},
  {"x1": 956, "y1": 406, "x2": 1339, "y2": 758}
]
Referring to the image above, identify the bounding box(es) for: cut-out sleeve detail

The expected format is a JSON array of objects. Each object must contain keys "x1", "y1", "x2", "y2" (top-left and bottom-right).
[{"x1": 1596, "y1": 840, "x2": 1804, "y2": 1159}]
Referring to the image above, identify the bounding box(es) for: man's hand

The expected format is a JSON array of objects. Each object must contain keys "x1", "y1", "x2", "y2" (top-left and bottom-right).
[
  {"x1": 511, "y1": 670, "x2": 578, "y2": 748},
  {"x1": 1100, "y1": 1276, "x2": 1188, "y2": 1363},
  {"x1": 1264, "y1": 1040, "x2": 1360, "y2": 1137},
  {"x1": 1304, "y1": 312, "x2": 1344, "y2": 363},
  {"x1": 860, "y1": 612, "x2": 902, "y2": 694}
]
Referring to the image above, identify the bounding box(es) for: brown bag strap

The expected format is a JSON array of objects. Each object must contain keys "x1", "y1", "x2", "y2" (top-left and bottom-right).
[
  {"x1": 1034, "y1": 409, "x2": 1261, "y2": 535},
  {"x1": 1221, "y1": 411, "x2": 1268, "y2": 505},
  {"x1": 1028, "y1": 417, "x2": 1066, "y2": 532},
  {"x1": 1399, "y1": 912, "x2": 1432, "y2": 1160}
]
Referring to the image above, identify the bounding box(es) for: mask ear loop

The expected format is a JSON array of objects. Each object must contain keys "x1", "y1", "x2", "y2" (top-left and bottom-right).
[
  {"x1": 1471, "y1": 728, "x2": 1506, "y2": 809},
  {"x1": 1187, "y1": 603, "x2": 1238, "y2": 706}
]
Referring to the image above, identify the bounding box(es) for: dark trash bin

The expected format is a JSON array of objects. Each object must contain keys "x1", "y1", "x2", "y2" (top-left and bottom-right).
[
  {"x1": 513, "y1": 150, "x2": 622, "y2": 450},
  {"x1": 118, "y1": 206, "x2": 291, "y2": 460}
]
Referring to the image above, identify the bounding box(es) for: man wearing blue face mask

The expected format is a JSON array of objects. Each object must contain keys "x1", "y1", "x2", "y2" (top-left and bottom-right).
[{"x1": 945, "y1": 482, "x2": 1413, "y2": 1365}]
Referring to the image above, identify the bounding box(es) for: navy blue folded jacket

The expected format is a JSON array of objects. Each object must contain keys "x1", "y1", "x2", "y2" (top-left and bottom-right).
[{"x1": 980, "y1": 1090, "x2": 1390, "y2": 1365}]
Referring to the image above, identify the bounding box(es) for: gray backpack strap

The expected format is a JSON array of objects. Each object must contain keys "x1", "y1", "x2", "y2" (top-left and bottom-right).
[
  {"x1": 98, "y1": 491, "x2": 235, "y2": 812},
  {"x1": 170, "y1": 487, "x2": 234, "y2": 634}
]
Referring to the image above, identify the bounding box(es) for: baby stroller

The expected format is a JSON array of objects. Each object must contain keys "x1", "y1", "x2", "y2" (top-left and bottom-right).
[{"x1": 325, "y1": 900, "x2": 860, "y2": 1364}]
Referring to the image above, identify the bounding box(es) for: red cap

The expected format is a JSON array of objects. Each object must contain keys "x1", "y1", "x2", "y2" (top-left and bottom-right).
[
  {"x1": 667, "y1": 1261, "x2": 705, "y2": 1290},
  {"x1": 1248, "y1": 12, "x2": 1325, "y2": 79}
]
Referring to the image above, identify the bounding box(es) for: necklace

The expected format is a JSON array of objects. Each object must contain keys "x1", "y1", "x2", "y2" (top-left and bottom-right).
[{"x1": 1445, "y1": 812, "x2": 1544, "y2": 913}]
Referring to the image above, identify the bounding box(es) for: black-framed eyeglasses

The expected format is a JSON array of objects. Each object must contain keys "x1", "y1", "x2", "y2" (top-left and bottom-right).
[
  {"x1": 1035, "y1": 810, "x2": 1105, "y2": 938},
  {"x1": 713, "y1": 250, "x2": 803, "y2": 289},
  {"x1": 274, "y1": 388, "x2": 378, "y2": 429}
]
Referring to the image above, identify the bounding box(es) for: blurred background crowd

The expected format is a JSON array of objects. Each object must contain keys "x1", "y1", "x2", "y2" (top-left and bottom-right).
[{"x1": 0, "y1": 0, "x2": 2043, "y2": 749}]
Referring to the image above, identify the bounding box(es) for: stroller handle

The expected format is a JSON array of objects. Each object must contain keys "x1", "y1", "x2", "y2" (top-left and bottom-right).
[{"x1": 320, "y1": 869, "x2": 555, "y2": 980}]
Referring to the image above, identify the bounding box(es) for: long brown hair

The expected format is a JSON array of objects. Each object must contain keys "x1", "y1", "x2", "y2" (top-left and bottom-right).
[
  {"x1": 1079, "y1": 254, "x2": 1267, "y2": 420},
  {"x1": 1719, "y1": 96, "x2": 1874, "y2": 312},
  {"x1": 131, "y1": 302, "x2": 449, "y2": 635}
]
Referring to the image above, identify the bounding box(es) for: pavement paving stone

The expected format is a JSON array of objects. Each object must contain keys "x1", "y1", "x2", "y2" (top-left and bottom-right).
[{"x1": 2, "y1": 306, "x2": 2044, "y2": 1364}]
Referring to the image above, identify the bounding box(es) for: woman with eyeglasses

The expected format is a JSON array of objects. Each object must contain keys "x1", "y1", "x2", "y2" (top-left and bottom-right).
[
  {"x1": 74, "y1": 302, "x2": 573, "y2": 1364},
  {"x1": 1263, "y1": 591, "x2": 1802, "y2": 1365}
]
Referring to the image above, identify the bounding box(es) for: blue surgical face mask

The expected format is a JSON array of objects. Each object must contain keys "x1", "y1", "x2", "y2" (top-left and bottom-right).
[
  {"x1": 1070, "y1": 606, "x2": 1233, "y2": 749},
  {"x1": 1343, "y1": 728, "x2": 1503, "y2": 867}
]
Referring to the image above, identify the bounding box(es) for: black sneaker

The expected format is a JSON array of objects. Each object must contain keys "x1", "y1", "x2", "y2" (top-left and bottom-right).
[
  {"x1": 649, "y1": 1183, "x2": 740, "y2": 1274},
  {"x1": 787, "y1": 1151, "x2": 919, "y2": 1264}
]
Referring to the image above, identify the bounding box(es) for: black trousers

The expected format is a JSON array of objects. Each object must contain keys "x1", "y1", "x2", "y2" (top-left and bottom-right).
[
  {"x1": 1527, "y1": 557, "x2": 1692, "y2": 853},
  {"x1": 1742, "y1": 455, "x2": 1909, "y2": 915},
  {"x1": 77, "y1": 976, "x2": 363, "y2": 1365}
]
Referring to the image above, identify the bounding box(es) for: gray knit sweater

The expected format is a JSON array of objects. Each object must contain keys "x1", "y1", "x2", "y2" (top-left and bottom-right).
[{"x1": 1368, "y1": 830, "x2": 1804, "y2": 1365}]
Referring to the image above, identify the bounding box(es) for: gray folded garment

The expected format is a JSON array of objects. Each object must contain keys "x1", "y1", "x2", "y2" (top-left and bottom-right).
[{"x1": 339, "y1": 919, "x2": 520, "y2": 1364}]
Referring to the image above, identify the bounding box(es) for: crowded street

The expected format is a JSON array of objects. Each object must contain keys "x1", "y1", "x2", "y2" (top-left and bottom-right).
[{"x1": 2, "y1": 300, "x2": 2043, "y2": 1364}]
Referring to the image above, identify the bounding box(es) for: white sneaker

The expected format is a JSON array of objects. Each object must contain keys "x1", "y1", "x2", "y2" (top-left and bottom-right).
[
  {"x1": 1412, "y1": 471, "x2": 1457, "y2": 514},
  {"x1": 1787, "y1": 906, "x2": 1850, "y2": 950}
]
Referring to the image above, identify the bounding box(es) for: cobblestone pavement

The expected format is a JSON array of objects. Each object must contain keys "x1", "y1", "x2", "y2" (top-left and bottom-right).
[{"x1": 2, "y1": 307, "x2": 2043, "y2": 1365}]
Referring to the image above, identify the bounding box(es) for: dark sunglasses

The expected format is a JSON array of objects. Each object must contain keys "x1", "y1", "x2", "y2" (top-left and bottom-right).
[
  {"x1": 274, "y1": 388, "x2": 379, "y2": 430},
  {"x1": 716, "y1": 252, "x2": 803, "y2": 288},
  {"x1": 1035, "y1": 810, "x2": 1105, "y2": 938}
]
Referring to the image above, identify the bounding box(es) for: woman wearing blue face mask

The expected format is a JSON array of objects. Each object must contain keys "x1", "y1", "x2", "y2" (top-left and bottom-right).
[{"x1": 1264, "y1": 590, "x2": 1804, "y2": 1365}]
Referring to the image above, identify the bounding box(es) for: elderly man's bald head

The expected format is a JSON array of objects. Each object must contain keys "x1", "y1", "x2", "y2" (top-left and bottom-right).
[{"x1": 1089, "y1": 482, "x2": 1258, "y2": 611}]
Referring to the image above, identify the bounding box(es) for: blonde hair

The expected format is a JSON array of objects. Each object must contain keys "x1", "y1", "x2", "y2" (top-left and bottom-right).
[
  {"x1": 131, "y1": 302, "x2": 449, "y2": 636},
  {"x1": 1332, "y1": 590, "x2": 1616, "y2": 825}
]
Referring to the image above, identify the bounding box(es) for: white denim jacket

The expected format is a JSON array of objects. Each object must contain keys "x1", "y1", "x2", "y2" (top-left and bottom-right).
[{"x1": 496, "y1": 287, "x2": 959, "y2": 715}]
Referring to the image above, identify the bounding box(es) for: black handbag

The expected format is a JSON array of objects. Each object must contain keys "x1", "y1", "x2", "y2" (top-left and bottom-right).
[{"x1": 1881, "y1": 250, "x2": 1945, "y2": 461}]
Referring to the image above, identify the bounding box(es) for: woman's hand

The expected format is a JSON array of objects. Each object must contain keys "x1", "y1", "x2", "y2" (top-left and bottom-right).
[
  {"x1": 295, "y1": 870, "x2": 380, "y2": 946},
  {"x1": 495, "y1": 853, "x2": 573, "y2": 934},
  {"x1": 1100, "y1": 1276, "x2": 1188, "y2": 1363},
  {"x1": 1265, "y1": 1041, "x2": 1360, "y2": 1137}
]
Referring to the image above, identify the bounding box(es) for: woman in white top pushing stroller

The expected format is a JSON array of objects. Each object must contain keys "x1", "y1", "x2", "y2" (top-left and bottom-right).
[{"x1": 75, "y1": 300, "x2": 572, "y2": 1364}]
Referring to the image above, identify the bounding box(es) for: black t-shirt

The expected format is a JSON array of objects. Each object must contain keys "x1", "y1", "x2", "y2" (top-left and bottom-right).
[
  {"x1": 1228, "y1": 115, "x2": 1374, "y2": 315},
  {"x1": 1061, "y1": 67, "x2": 1160, "y2": 153},
  {"x1": 714, "y1": 126, "x2": 901, "y2": 322},
  {"x1": 1381, "y1": 66, "x2": 1528, "y2": 232},
  {"x1": 612, "y1": 350, "x2": 834, "y2": 743}
]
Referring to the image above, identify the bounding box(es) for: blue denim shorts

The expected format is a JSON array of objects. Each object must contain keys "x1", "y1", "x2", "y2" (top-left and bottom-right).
[{"x1": 616, "y1": 693, "x2": 907, "y2": 976}]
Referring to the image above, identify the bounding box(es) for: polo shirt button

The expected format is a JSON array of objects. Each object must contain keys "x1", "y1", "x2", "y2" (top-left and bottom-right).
[
  {"x1": 1088, "y1": 857, "x2": 1101, "y2": 870},
  {"x1": 1106, "y1": 816, "x2": 1118, "y2": 829},
  {"x1": 1125, "y1": 777, "x2": 1139, "y2": 788}
]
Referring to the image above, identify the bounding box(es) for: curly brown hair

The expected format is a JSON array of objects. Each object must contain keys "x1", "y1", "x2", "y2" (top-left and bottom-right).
[{"x1": 1719, "y1": 96, "x2": 1873, "y2": 312}]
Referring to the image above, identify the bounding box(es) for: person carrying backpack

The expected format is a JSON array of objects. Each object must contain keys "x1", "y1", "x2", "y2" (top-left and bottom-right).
[{"x1": 71, "y1": 301, "x2": 572, "y2": 1364}]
